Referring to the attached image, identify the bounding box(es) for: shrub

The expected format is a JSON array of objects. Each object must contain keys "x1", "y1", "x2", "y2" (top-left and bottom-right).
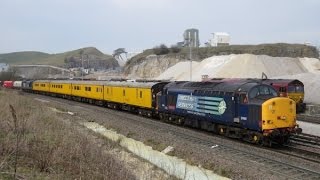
[
  {"x1": 153, "y1": 44, "x2": 170, "y2": 55},
  {"x1": 170, "y1": 45, "x2": 181, "y2": 53}
]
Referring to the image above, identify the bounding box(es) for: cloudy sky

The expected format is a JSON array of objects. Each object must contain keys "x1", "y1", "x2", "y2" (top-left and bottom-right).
[{"x1": 1, "y1": 0, "x2": 319, "y2": 54}]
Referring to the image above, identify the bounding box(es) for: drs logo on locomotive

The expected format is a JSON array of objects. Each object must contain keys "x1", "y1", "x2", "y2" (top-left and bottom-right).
[{"x1": 176, "y1": 94, "x2": 227, "y2": 115}]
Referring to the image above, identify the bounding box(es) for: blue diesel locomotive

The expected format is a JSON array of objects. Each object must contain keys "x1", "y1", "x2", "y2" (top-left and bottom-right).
[{"x1": 157, "y1": 80, "x2": 301, "y2": 145}]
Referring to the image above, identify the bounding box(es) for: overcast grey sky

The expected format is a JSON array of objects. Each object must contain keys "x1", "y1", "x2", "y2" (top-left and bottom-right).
[{"x1": 1, "y1": 0, "x2": 319, "y2": 54}]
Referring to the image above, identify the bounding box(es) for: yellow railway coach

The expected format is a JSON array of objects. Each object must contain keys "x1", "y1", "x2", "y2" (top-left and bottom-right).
[
  {"x1": 50, "y1": 80, "x2": 72, "y2": 96},
  {"x1": 32, "y1": 80, "x2": 168, "y2": 116},
  {"x1": 103, "y1": 81, "x2": 161, "y2": 108},
  {"x1": 102, "y1": 81, "x2": 168, "y2": 116},
  {"x1": 33, "y1": 80, "x2": 50, "y2": 92},
  {"x1": 69, "y1": 81, "x2": 104, "y2": 101}
]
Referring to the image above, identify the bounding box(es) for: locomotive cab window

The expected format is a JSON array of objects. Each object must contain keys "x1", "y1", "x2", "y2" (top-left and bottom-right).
[
  {"x1": 295, "y1": 86, "x2": 304, "y2": 93},
  {"x1": 249, "y1": 85, "x2": 277, "y2": 100},
  {"x1": 288, "y1": 85, "x2": 304, "y2": 93},
  {"x1": 279, "y1": 87, "x2": 287, "y2": 93}
]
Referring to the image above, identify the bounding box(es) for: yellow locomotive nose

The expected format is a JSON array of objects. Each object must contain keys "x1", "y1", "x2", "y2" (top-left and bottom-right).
[{"x1": 261, "y1": 97, "x2": 297, "y2": 132}]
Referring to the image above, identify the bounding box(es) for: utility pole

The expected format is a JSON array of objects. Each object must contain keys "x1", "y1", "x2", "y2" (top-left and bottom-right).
[
  {"x1": 87, "y1": 54, "x2": 90, "y2": 73},
  {"x1": 81, "y1": 54, "x2": 83, "y2": 81},
  {"x1": 189, "y1": 31, "x2": 192, "y2": 81}
]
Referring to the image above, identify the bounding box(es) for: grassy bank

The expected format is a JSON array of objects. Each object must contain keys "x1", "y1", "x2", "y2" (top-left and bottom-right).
[{"x1": 0, "y1": 90, "x2": 135, "y2": 179}]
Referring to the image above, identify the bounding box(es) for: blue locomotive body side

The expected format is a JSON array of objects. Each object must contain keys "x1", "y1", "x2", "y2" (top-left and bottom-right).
[{"x1": 158, "y1": 89, "x2": 260, "y2": 131}]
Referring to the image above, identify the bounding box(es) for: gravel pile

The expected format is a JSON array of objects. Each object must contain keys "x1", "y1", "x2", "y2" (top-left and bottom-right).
[{"x1": 157, "y1": 54, "x2": 320, "y2": 104}]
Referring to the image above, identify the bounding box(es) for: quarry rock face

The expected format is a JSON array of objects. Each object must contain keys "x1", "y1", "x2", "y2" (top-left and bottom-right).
[
  {"x1": 124, "y1": 44, "x2": 319, "y2": 79},
  {"x1": 125, "y1": 55, "x2": 183, "y2": 79}
]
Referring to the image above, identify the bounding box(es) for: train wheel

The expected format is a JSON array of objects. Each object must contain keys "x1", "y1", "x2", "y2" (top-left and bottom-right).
[
  {"x1": 177, "y1": 117, "x2": 184, "y2": 125},
  {"x1": 262, "y1": 138, "x2": 272, "y2": 147}
]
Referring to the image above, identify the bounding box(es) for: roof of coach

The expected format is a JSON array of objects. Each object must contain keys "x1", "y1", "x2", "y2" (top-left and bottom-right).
[
  {"x1": 33, "y1": 80, "x2": 51, "y2": 83},
  {"x1": 262, "y1": 79, "x2": 304, "y2": 86},
  {"x1": 34, "y1": 80, "x2": 160, "y2": 88}
]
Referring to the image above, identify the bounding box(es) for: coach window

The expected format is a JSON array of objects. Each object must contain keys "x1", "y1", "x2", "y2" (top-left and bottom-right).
[
  {"x1": 140, "y1": 91, "x2": 143, "y2": 98},
  {"x1": 123, "y1": 89, "x2": 125, "y2": 96}
]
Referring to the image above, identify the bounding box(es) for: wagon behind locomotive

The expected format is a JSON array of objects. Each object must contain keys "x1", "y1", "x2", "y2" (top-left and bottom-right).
[
  {"x1": 21, "y1": 80, "x2": 34, "y2": 92},
  {"x1": 3, "y1": 81, "x2": 13, "y2": 88},
  {"x1": 262, "y1": 79, "x2": 306, "y2": 113}
]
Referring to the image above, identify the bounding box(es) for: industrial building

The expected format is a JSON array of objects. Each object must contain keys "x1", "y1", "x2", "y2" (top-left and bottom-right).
[{"x1": 209, "y1": 32, "x2": 230, "y2": 46}]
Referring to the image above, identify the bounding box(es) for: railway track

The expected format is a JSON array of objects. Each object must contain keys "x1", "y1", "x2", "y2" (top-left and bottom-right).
[
  {"x1": 20, "y1": 92, "x2": 320, "y2": 179},
  {"x1": 297, "y1": 114, "x2": 320, "y2": 124},
  {"x1": 290, "y1": 133, "x2": 320, "y2": 147},
  {"x1": 273, "y1": 133, "x2": 320, "y2": 165}
]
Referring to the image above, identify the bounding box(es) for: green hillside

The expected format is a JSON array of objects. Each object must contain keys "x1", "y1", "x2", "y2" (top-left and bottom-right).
[
  {"x1": 0, "y1": 51, "x2": 50, "y2": 64},
  {"x1": 0, "y1": 47, "x2": 118, "y2": 68}
]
